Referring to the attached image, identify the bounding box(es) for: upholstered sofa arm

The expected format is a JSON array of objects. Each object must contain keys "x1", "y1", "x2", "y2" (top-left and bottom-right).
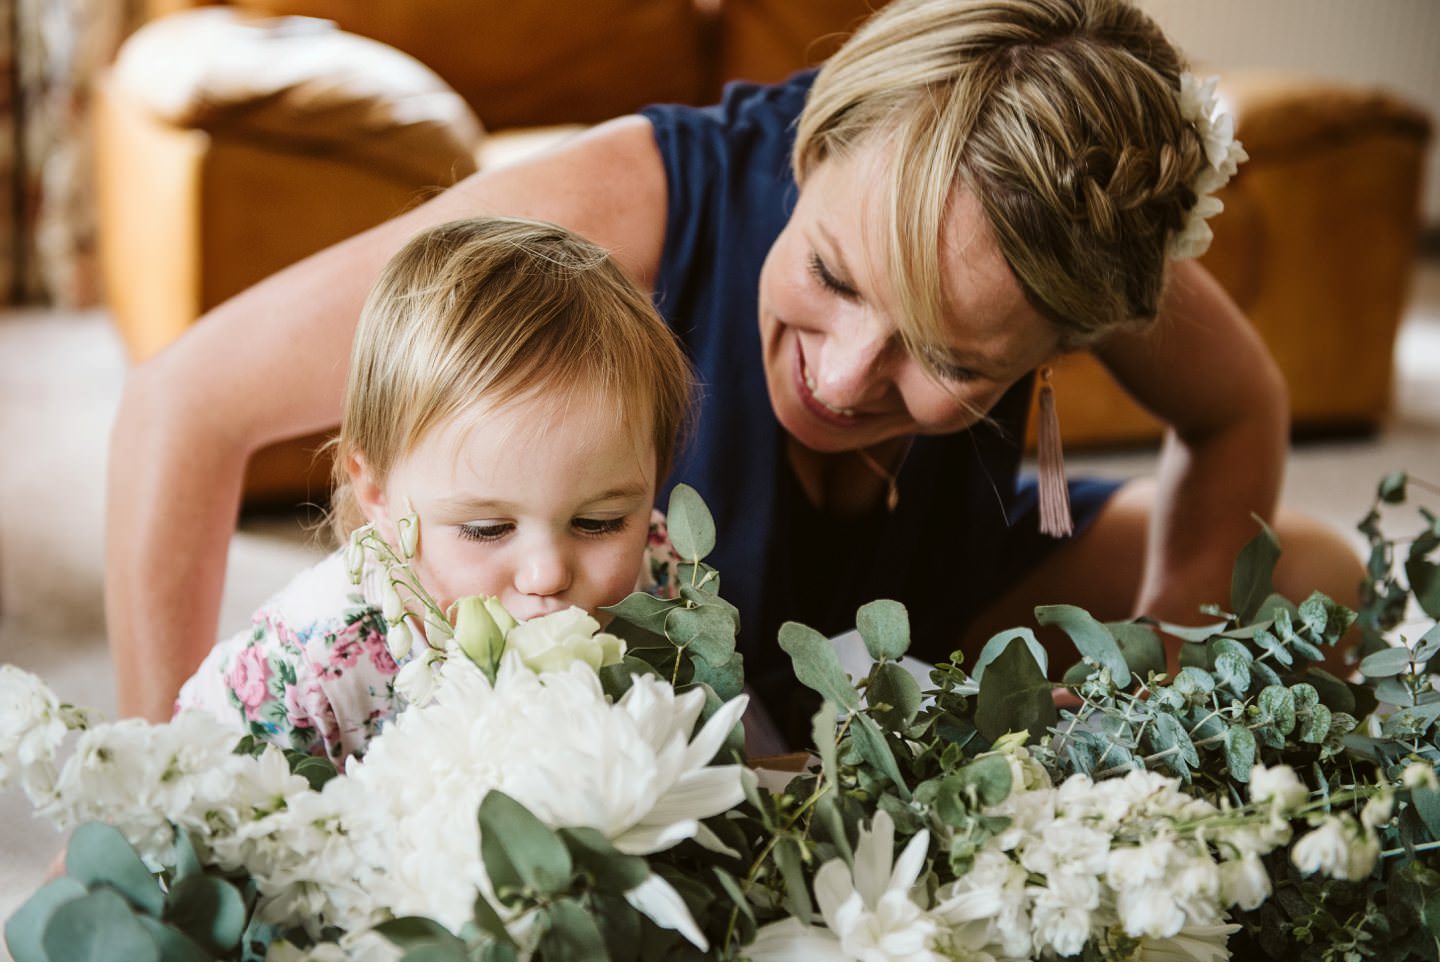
[{"x1": 111, "y1": 8, "x2": 484, "y2": 187}]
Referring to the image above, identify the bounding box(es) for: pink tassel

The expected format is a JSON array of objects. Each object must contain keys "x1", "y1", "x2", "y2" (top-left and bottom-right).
[{"x1": 1037, "y1": 367, "x2": 1073, "y2": 538}]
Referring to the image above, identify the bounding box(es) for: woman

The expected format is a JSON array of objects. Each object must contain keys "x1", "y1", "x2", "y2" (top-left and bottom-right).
[{"x1": 107, "y1": 0, "x2": 1361, "y2": 744}]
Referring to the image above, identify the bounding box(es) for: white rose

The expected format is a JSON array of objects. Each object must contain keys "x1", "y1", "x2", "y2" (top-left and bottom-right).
[
  {"x1": 1249, "y1": 763, "x2": 1309, "y2": 812},
  {"x1": 504, "y1": 606, "x2": 625, "y2": 674}
]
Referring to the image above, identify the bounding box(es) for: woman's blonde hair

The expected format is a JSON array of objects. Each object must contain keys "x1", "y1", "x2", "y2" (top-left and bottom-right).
[
  {"x1": 328, "y1": 215, "x2": 694, "y2": 541},
  {"x1": 795, "y1": 0, "x2": 1206, "y2": 355}
]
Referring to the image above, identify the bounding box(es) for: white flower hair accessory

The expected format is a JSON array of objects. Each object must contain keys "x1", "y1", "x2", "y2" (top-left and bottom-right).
[{"x1": 1168, "y1": 71, "x2": 1249, "y2": 261}]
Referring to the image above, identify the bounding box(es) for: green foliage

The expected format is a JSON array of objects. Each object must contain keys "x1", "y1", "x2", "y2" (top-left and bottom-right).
[{"x1": 5, "y1": 824, "x2": 280, "y2": 961}]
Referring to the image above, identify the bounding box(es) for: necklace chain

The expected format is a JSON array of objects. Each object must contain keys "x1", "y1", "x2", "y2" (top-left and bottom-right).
[{"x1": 854, "y1": 440, "x2": 913, "y2": 513}]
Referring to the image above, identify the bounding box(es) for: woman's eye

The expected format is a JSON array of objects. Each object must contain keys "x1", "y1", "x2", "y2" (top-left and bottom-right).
[
  {"x1": 808, "y1": 253, "x2": 856, "y2": 298},
  {"x1": 458, "y1": 522, "x2": 512, "y2": 543},
  {"x1": 931, "y1": 361, "x2": 978, "y2": 384},
  {"x1": 573, "y1": 517, "x2": 627, "y2": 536}
]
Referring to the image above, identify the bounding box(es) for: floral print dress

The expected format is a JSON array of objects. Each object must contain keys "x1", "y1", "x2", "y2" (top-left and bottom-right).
[{"x1": 175, "y1": 512, "x2": 682, "y2": 767}]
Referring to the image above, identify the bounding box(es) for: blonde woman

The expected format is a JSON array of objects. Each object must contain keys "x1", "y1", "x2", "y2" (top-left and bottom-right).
[
  {"x1": 174, "y1": 216, "x2": 693, "y2": 765},
  {"x1": 111, "y1": 0, "x2": 1362, "y2": 748}
]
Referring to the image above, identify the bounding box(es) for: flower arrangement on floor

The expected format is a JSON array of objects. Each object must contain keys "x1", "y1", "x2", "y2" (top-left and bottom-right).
[{"x1": 2, "y1": 477, "x2": 1438, "y2": 962}]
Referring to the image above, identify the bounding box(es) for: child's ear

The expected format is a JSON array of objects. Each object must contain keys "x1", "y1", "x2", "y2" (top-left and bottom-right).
[{"x1": 347, "y1": 450, "x2": 389, "y2": 528}]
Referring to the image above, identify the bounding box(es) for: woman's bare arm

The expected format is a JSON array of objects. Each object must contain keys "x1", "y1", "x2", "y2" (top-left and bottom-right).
[
  {"x1": 1094, "y1": 258, "x2": 1290, "y2": 623},
  {"x1": 105, "y1": 116, "x2": 668, "y2": 720}
]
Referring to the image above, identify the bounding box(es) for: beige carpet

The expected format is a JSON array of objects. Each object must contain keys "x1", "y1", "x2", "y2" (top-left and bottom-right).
[{"x1": 2, "y1": 261, "x2": 1437, "y2": 951}]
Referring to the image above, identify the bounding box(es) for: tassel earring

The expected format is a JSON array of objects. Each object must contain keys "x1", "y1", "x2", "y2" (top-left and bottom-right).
[{"x1": 1036, "y1": 366, "x2": 1073, "y2": 538}]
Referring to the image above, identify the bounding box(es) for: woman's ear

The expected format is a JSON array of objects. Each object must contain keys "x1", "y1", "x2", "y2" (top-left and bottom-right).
[{"x1": 347, "y1": 450, "x2": 389, "y2": 529}]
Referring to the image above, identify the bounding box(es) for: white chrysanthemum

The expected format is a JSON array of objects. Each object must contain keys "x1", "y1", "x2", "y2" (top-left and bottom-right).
[
  {"x1": 341, "y1": 652, "x2": 746, "y2": 945},
  {"x1": 1168, "y1": 71, "x2": 1249, "y2": 260},
  {"x1": 746, "y1": 809, "x2": 940, "y2": 962}
]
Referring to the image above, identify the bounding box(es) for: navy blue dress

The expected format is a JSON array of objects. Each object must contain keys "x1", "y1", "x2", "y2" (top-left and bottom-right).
[{"x1": 640, "y1": 73, "x2": 1119, "y2": 746}]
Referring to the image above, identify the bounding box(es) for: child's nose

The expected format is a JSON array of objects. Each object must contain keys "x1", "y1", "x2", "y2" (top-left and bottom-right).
[{"x1": 516, "y1": 541, "x2": 572, "y2": 599}]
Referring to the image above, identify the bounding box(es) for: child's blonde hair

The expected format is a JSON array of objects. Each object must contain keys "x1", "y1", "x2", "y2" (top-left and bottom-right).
[
  {"x1": 796, "y1": 0, "x2": 1207, "y2": 357},
  {"x1": 329, "y1": 215, "x2": 694, "y2": 541}
]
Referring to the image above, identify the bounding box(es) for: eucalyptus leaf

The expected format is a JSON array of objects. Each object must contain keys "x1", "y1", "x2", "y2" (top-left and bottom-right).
[
  {"x1": 867, "y1": 662, "x2": 922, "y2": 732},
  {"x1": 1412, "y1": 784, "x2": 1440, "y2": 841},
  {"x1": 1231, "y1": 516, "x2": 1282, "y2": 623},
  {"x1": 136, "y1": 915, "x2": 213, "y2": 961},
  {"x1": 772, "y1": 838, "x2": 814, "y2": 926},
  {"x1": 1374, "y1": 678, "x2": 1420, "y2": 707},
  {"x1": 603, "y1": 591, "x2": 674, "y2": 636},
  {"x1": 560, "y1": 827, "x2": 648, "y2": 894},
  {"x1": 665, "y1": 604, "x2": 736, "y2": 666},
  {"x1": 172, "y1": 827, "x2": 202, "y2": 883},
  {"x1": 164, "y1": 875, "x2": 248, "y2": 955},
  {"x1": 690, "y1": 651, "x2": 746, "y2": 703},
  {"x1": 288, "y1": 755, "x2": 338, "y2": 792},
  {"x1": 1107, "y1": 622, "x2": 1166, "y2": 680},
  {"x1": 1214, "y1": 648, "x2": 1251, "y2": 693},
  {"x1": 65, "y1": 821, "x2": 165, "y2": 918},
  {"x1": 1172, "y1": 667, "x2": 1215, "y2": 698},
  {"x1": 1034, "y1": 605, "x2": 1130, "y2": 688},
  {"x1": 1253, "y1": 628, "x2": 1293, "y2": 667},
  {"x1": 42, "y1": 889, "x2": 159, "y2": 961},
  {"x1": 712, "y1": 866, "x2": 756, "y2": 926},
  {"x1": 538, "y1": 899, "x2": 608, "y2": 961},
  {"x1": 779, "y1": 621, "x2": 861, "y2": 712},
  {"x1": 1225, "y1": 725, "x2": 1256, "y2": 781},
  {"x1": 953, "y1": 753, "x2": 1013, "y2": 808},
  {"x1": 479, "y1": 791, "x2": 574, "y2": 900},
  {"x1": 1258, "y1": 685, "x2": 1297, "y2": 735},
  {"x1": 1298, "y1": 592, "x2": 1357, "y2": 645},
  {"x1": 678, "y1": 582, "x2": 740, "y2": 627},
  {"x1": 1297, "y1": 701, "x2": 1332, "y2": 745},
  {"x1": 856, "y1": 599, "x2": 910, "y2": 661},
  {"x1": 4, "y1": 876, "x2": 87, "y2": 961},
  {"x1": 1360, "y1": 646, "x2": 1414, "y2": 679},
  {"x1": 1379, "y1": 470, "x2": 1408, "y2": 503},
  {"x1": 1157, "y1": 711, "x2": 1199, "y2": 768},
  {"x1": 1146, "y1": 618, "x2": 1229, "y2": 642},
  {"x1": 974, "y1": 639, "x2": 1057, "y2": 746},
  {"x1": 1415, "y1": 623, "x2": 1440, "y2": 663},
  {"x1": 666, "y1": 483, "x2": 716, "y2": 563},
  {"x1": 599, "y1": 654, "x2": 663, "y2": 700},
  {"x1": 971, "y1": 627, "x2": 1048, "y2": 686},
  {"x1": 374, "y1": 916, "x2": 468, "y2": 953},
  {"x1": 852, "y1": 712, "x2": 912, "y2": 799},
  {"x1": 1406, "y1": 538, "x2": 1440, "y2": 617},
  {"x1": 815, "y1": 793, "x2": 854, "y2": 868}
]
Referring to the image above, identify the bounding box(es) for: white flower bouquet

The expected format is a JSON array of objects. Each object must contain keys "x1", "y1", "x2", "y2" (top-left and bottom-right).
[{"x1": 2, "y1": 477, "x2": 1438, "y2": 961}]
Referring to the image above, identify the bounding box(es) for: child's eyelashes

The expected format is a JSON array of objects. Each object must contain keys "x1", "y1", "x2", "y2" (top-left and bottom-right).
[
  {"x1": 572, "y1": 516, "x2": 628, "y2": 537},
  {"x1": 457, "y1": 522, "x2": 511, "y2": 543},
  {"x1": 456, "y1": 517, "x2": 629, "y2": 543}
]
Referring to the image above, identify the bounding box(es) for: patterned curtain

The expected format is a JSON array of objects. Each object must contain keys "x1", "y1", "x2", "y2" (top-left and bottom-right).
[{"x1": 2, "y1": 0, "x2": 141, "y2": 307}]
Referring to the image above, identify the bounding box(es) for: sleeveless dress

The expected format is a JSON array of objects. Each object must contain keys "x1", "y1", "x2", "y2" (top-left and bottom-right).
[{"x1": 640, "y1": 72, "x2": 1121, "y2": 746}]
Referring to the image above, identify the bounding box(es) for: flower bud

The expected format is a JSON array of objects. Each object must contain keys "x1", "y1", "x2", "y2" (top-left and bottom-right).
[
  {"x1": 483, "y1": 596, "x2": 517, "y2": 637},
  {"x1": 397, "y1": 505, "x2": 420, "y2": 559},
  {"x1": 381, "y1": 584, "x2": 405, "y2": 626},
  {"x1": 424, "y1": 609, "x2": 452, "y2": 651},
  {"x1": 385, "y1": 620, "x2": 413, "y2": 662},
  {"x1": 453, "y1": 596, "x2": 506, "y2": 677},
  {"x1": 345, "y1": 533, "x2": 366, "y2": 584}
]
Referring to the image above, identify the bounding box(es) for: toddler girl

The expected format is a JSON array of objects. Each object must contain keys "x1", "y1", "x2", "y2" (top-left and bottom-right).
[{"x1": 175, "y1": 216, "x2": 694, "y2": 766}]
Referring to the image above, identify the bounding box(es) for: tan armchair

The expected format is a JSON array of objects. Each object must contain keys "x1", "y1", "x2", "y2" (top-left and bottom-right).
[{"x1": 94, "y1": 1, "x2": 1433, "y2": 505}]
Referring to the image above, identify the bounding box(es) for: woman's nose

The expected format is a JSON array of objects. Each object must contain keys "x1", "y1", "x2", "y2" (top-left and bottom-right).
[{"x1": 814, "y1": 316, "x2": 894, "y2": 407}]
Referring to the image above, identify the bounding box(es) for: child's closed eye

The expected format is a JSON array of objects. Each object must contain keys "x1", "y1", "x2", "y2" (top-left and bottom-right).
[
  {"x1": 457, "y1": 522, "x2": 511, "y2": 543},
  {"x1": 572, "y1": 516, "x2": 627, "y2": 536}
]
